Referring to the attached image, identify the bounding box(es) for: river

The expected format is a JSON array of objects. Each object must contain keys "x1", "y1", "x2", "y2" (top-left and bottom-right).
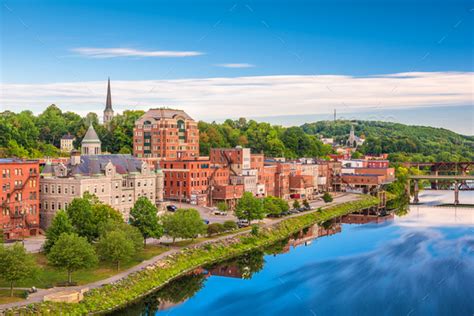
[{"x1": 114, "y1": 191, "x2": 474, "y2": 316}]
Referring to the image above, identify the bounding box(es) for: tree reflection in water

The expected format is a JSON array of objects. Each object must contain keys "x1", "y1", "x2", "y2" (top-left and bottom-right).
[{"x1": 113, "y1": 273, "x2": 206, "y2": 316}]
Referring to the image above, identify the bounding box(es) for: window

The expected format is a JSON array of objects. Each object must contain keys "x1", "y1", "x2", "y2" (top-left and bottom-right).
[
  {"x1": 58, "y1": 186, "x2": 61, "y2": 194},
  {"x1": 71, "y1": 186, "x2": 75, "y2": 194}
]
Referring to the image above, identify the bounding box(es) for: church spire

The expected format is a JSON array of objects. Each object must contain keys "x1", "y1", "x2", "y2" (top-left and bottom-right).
[
  {"x1": 103, "y1": 77, "x2": 114, "y2": 125},
  {"x1": 105, "y1": 77, "x2": 112, "y2": 110}
]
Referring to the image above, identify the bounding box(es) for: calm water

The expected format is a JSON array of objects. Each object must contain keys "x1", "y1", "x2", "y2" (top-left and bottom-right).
[{"x1": 115, "y1": 191, "x2": 474, "y2": 316}]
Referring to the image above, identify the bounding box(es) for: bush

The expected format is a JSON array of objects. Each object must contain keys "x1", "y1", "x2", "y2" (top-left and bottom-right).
[
  {"x1": 322, "y1": 192, "x2": 333, "y2": 203},
  {"x1": 207, "y1": 223, "x2": 225, "y2": 236},
  {"x1": 223, "y1": 220, "x2": 238, "y2": 231},
  {"x1": 251, "y1": 224, "x2": 260, "y2": 236},
  {"x1": 292, "y1": 200, "x2": 301, "y2": 209}
]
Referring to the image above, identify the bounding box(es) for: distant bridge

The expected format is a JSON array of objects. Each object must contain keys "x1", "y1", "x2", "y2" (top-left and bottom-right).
[{"x1": 408, "y1": 173, "x2": 474, "y2": 205}]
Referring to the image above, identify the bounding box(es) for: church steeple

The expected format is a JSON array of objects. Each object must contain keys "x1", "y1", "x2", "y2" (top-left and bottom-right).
[{"x1": 103, "y1": 77, "x2": 114, "y2": 125}]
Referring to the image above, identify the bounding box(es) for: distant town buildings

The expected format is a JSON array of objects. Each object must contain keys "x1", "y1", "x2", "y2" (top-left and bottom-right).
[
  {"x1": 40, "y1": 124, "x2": 163, "y2": 229},
  {"x1": 0, "y1": 158, "x2": 40, "y2": 240},
  {"x1": 60, "y1": 134, "x2": 75, "y2": 152}
]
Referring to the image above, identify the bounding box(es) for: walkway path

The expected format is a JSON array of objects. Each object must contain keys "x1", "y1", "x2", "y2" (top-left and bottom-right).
[{"x1": 0, "y1": 193, "x2": 358, "y2": 311}]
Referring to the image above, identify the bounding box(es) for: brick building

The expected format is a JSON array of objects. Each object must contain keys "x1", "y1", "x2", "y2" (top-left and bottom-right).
[
  {"x1": 160, "y1": 158, "x2": 210, "y2": 206},
  {"x1": 0, "y1": 159, "x2": 40, "y2": 240},
  {"x1": 134, "y1": 109, "x2": 199, "y2": 160}
]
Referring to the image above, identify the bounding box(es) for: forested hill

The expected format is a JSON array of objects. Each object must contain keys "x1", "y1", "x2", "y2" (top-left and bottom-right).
[{"x1": 301, "y1": 120, "x2": 474, "y2": 162}]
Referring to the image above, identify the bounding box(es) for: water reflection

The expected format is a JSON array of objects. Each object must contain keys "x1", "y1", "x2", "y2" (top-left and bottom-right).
[{"x1": 112, "y1": 192, "x2": 473, "y2": 315}]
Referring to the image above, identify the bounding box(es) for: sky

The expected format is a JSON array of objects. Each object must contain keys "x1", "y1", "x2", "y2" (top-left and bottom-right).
[{"x1": 1, "y1": 0, "x2": 473, "y2": 134}]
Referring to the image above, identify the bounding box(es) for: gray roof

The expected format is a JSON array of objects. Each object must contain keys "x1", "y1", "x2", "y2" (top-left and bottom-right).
[
  {"x1": 73, "y1": 155, "x2": 143, "y2": 176},
  {"x1": 82, "y1": 124, "x2": 101, "y2": 144},
  {"x1": 61, "y1": 134, "x2": 75, "y2": 140},
  {"x1": 42, "y1": 154, "x2": 145, "y2": 177}
]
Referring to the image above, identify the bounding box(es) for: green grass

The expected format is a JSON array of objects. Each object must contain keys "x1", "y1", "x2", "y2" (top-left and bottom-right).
[
  {"x1": 0, "y1": 244, "x2": 168, "y2": 290},
  {"x1": 0, "y1": 290, "x2": 25, "y2": 304}
]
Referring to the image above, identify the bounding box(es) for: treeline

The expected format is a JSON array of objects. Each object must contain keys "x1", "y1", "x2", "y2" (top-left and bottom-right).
[
  {"x1": 302, "y1": 120, "x2": 474, "y2": 162},
  {"x1": 0, "y1": 105, "x2": 332, "y2": 159},
  {"x1": 0, "y1": 105, "x2": 143, "y2": 158},
  {"x1": 198, "y1": 118, "x2": 332, "y2": 158},
  {"x1": 2, "y1": 105, "x2": 472, "y2": 162}
]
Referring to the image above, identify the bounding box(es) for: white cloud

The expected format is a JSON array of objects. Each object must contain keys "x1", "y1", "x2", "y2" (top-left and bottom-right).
[
  {"x1": 0, "y1": 72, "x2": 472, "y2": 122},
  {"x1": 71, "y1": 47, "x2": 204, "y2": 58},
  {"x1": 215, "y1": 63, "x2": 255, "y2": 68}
]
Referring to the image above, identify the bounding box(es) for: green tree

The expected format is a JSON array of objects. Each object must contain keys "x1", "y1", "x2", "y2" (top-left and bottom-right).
[
  {"x1": 0, "y1": 243, "x2": 37, "y2": 296},
  {"x1": 47, "y1": 233, "x2": 98, "y2": 284},
  {"x1": 130, "y1": 197, "x2": 163, "y2": 246},
  {"x1": 66, "y1": 195, "x2": 96, "y2": 241},
  {"x1": 292, "y1": 200, "x2": 301, "y2": 209},
  {"x1": 99, "y1": 220, "x2": 144, "y2": 252},
  {"x1": 235, "y1": 192, "x2": 264, "y2": 223},
  {"x1": 92, "y1": 203, "x2": 123, "y2": 236},
  {"x1": 216, "y1": 202, "x2": 228, "y2": 212},
  {"x1": 97, "y1": 230, "x2": 135, "y2": 270},
  {"x1": 162, "y1": 209, "x2": 207, "y2": 243},
  {"x1": 322, "y1": 192, "x2": 333, "y2": 203},
  {"x1": 44, "y1": 210, "x2": 74, "y2": 253}
]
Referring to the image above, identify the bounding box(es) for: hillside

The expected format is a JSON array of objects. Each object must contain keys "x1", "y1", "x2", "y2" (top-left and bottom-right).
[{"x1": 301, "y1": 120, "x2": 474, "y2": 162}]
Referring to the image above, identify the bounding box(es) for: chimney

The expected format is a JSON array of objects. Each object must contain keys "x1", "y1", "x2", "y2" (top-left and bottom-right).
[{"x1": 71, "y1": 150, "x2": 81, "y2": 166}]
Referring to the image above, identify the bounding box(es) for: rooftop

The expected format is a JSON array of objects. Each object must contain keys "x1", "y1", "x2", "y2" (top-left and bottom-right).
[{"x1": 136, "y1": 108, "x2": 193, "y2": 124}]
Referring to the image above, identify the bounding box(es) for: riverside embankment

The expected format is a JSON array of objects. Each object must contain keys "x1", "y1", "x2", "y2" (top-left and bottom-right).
[{"x1": 1, "y1": 195, "x2": 378, "y2": 315}]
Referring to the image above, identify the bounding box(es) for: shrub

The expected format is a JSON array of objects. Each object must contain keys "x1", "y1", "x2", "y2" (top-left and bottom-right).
[
  {"x1": 251, "y1": 224, "x2": 260, "y2": 236},
  {"x1": 223, "y1": 220, "x2": 238, "y2": 231},
  {"x1": 207, "y1": 223, "x2": 225, "y2": 236},
  {"x1": 292, "y1": 200, "x2": 301, "y2": 209},
  {"x1": 322, "y1": 192, "x2": 333, "y2": 203}
]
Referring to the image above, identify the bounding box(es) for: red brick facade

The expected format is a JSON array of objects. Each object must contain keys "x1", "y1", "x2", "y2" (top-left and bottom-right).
[
  {"x1": 0, "y1": 159, "x2": 40, "y2": 240},
  {"x1": 134, "y1": 109, "x2": 199, "y2": 160}
]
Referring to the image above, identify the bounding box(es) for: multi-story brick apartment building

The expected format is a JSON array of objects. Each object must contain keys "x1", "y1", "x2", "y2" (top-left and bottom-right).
[
  {"x1": 40, "y1": 124, "x2": 164, "y2": 229},
  {"x1": 133, "y1": 109, "x2": 199, "y2": 160},
  {"x1": 0, "y1": 159, "x2": 40, "y2": 240}
]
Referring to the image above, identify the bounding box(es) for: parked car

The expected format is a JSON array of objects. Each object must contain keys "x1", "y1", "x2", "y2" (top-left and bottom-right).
[
  {"x1": 214, "y1": 210, "x2": 227, "y2": 216},
  {"x1": 289, "y1": 209, "x2": 299, "y2": 214},
  {"x1": 237, "y1": 219, "x2": 250, "y2": 227},
  {"x1": 267, "y1": 213, "x2": 282, "y2": 218},
  {"x1": 281, "y1": 211, "x2": 291, "y2": 216},
  {"x1": 202, "y1": 219, "x2": 210, "y2": 225},
  {"x1": 166, "y1": 205, "x2": 178, "y2": 212}
]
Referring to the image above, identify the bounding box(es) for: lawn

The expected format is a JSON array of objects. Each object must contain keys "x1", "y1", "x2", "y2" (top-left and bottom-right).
[
  {"x1": 0, "y1": 289, "x2": 26, "y2": 304},
  {"x1": 0, "y1": 244, "x2": 168, "y2": 290}
]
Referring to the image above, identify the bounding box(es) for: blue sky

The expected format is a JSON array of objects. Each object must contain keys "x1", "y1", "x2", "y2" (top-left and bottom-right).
[{"x1": 1, "y1": 0, "x2": 473, "y2": 134}]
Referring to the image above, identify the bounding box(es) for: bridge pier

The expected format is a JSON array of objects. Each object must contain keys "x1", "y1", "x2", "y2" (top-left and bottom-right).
[
  {"x1": 431, "y1": 170, "x2": 439, "y2": 190},
  {"x1": 413, "y1": 180, "x2": 419, "y2": 204},
  {"x1": 454, "y1": 181, "x2": 459, "y2": 205}
]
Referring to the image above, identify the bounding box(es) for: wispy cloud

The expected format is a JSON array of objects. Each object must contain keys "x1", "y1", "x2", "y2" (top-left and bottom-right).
[
  {"x1": 71, "y1": 47, "x2": 204, "y2": 58},
  {"x1": 1, "y1": 72, "x2": 472, "y2": 124},
  {"x1": 216, "y1": 63, "x2": 255, "y2": 68}
]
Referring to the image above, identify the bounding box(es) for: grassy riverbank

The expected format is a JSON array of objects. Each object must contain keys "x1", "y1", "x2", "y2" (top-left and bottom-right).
[
  {"x1": 4, "y1": 196, "x2": 378, "y2": 315},
  {"x1": 0, "y1": 245, "x2": 168, "y2": 291}
]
